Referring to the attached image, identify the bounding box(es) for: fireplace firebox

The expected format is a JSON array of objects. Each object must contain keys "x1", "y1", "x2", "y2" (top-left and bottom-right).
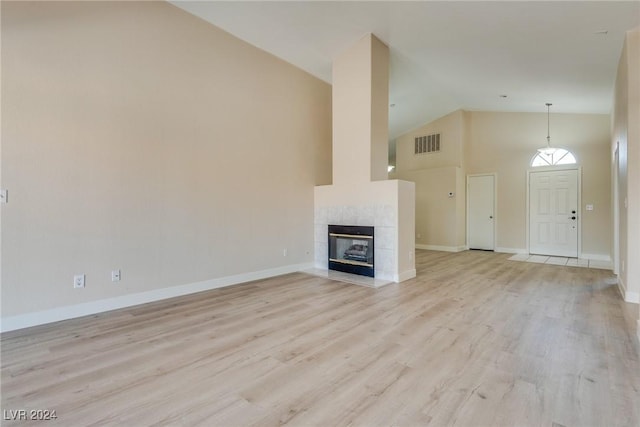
[{"x1": 328, "y1": 225, "x2": 374, "y2": 277}]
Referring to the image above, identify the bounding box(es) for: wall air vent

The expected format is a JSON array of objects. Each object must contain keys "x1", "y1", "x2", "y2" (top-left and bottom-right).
[{"x1": 414, "y1": 133, "x2": 441, "y2": 154}]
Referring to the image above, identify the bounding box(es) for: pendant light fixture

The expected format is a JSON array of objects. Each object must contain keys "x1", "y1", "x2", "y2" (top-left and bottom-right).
[{"x1": 538, "y1": 102, "x2": 557, "y2": 155}]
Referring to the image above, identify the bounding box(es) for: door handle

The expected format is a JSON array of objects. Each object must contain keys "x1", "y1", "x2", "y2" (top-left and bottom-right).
[
  {"x1": 570, "y1": 216, "x2": 576, "y2": 220},
  {"x1": 489, "y1": 216, "x2": 493, "y2": 219}
]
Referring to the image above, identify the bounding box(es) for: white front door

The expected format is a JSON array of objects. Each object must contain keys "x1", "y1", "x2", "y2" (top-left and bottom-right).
[
  {"x1": 529, "y1": 169, "x2": 578, "y2": 257},
  {"x1": 468, "y1": 174, "x2": 495, "y2": 250}
]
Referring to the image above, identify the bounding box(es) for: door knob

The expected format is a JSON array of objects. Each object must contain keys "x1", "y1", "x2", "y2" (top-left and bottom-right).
[
  {"x1": 571, "y1": 216, "x2": 576, "y2": 220},
  {"x1": 489, "y1": 216, "x2": 493, "y2": 219}
]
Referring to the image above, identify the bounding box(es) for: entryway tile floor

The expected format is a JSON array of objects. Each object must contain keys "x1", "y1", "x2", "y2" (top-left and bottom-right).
[{"x1": 508, "y1": 254, "x2": 611, "y2": 270}]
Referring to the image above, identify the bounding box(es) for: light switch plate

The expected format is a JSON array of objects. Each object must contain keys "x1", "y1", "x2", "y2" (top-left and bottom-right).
[{"x1": 586, "y1": 204, "x2": 594, "y2": 211}]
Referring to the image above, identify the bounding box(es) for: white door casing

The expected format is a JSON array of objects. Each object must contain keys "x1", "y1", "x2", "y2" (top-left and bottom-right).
[
  {"x1": 613, "y1": 143, "x2": 619, "y2": 275},
  {"x1": 529, "y1": 169, "x2": 578, "y2": 257},
  {"x1": 467, "y1": 174, "x2": 495, "y2": 250}
]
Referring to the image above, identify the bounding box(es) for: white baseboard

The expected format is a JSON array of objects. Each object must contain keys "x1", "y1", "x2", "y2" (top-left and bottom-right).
[
  {"x1": 415, "y1": 244, "x2": 466, "y2": 253},
  {"x1": 580, "y1": 253, "x2": 612, "y2": 262},
  {"x1": 495, "y1": 247, "x2": 527, "y2": 254},
  {"x1": 626, "y1": 291, "x2": 640, "y2": 304},
  {"x1": 637, "y1": 320, "x2": 640, "y2": 347},
  {"x1": 0, "y1": 262, "x2": 314, "y2": 333},
  {"x1": 617, "y1": 276, "x2": 640, "y2": 304},
  {"x1": 396, "y1": 269, "x2": 417, "y2": 283}
]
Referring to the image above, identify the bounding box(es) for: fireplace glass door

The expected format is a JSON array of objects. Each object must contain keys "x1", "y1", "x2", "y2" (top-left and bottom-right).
[{"x1": 328, "y1": 225, "x2": 374, "y2": 277}]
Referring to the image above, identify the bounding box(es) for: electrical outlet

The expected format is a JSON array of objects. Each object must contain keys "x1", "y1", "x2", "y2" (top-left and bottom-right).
[
  {"x1": 111, "y1": 269, "x2": 121, "y2": 282},
  {"x1": 74, "y1": 274, "x2": 85, "y2": 289}
]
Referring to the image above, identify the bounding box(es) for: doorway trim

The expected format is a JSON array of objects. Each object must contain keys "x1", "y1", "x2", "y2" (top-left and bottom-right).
[
  {"x1": 613, "y1": 142, "x2": 619, "y2": 275},
  {"x1": 526, "y1": 166, "x2": 581, "y2": 258},
  {"x1": 466, "y1": 173, "x2": 497, "y2": 251}
]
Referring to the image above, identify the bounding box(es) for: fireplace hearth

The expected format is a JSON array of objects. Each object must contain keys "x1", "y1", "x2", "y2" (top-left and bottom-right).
[{"x1": 328, "y1": 225, "x2": 374, "y2": 277}]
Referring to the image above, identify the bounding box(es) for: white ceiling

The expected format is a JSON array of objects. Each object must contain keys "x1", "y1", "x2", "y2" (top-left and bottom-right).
[{"x1": 170, "y1": 1, "x2": 639, "y2": 140}]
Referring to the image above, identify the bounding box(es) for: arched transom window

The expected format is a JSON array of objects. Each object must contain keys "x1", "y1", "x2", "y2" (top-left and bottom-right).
[{"x1": 531, "y1": 148, "x2": 577, "y2": 167}]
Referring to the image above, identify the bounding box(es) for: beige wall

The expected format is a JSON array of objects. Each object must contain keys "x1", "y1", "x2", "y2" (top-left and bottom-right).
[
  {"x1": 370, "y1": 35, "x2": 391, "y2": 182},
  {"x1": 395, "y1": 110, "x2": 465, "y2": 171},
  {"x1": 466, "y1": 111, "x2": 611, "y2": 254},
  {"x1": 395, "y1": 167, "x2": 463, "y2": 250},
  {"x1": 395, "y1": 110, "x2": 611, "y2": 255},
  {"x1": 1, "y1": 1, "x2": 331, "y2": 320},
  {"x1": 395, "y1": 110, "x2": 466, "y2": 251},
  {"x1": 612, "y1": 28, "x2": 640, "y2": 307},
  {"x1": 332, "y1": 34, "x2": 388, "y2": 185}
]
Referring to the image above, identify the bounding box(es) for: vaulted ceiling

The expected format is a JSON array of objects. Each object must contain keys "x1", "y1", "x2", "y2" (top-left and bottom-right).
[{"x1": 170, "y1": 1, "x2": 639, "y2": 140}]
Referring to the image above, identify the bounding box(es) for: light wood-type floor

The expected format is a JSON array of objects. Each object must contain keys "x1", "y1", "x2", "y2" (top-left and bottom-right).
[{"x1": 2, "y1": 250, "x2": 639, "y2": 426}]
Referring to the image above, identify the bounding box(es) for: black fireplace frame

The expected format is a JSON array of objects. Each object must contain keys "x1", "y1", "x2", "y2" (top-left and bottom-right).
[{"x1": 328, "y1": 225, "x2": 374, "y2": 278}]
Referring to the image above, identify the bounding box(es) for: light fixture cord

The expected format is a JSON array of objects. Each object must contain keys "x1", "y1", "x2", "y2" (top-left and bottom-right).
[{"x1": 546, "y1": 103, "x2": 552, "y2": 147}]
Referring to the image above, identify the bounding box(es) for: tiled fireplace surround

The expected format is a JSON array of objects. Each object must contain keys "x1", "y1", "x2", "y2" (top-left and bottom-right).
[
  {"x1": 314, "y1": 181, "x2": 415, "y2": 283},
  {"x1": 315, "y1": 205, "x2": 394, "y2": 277}
]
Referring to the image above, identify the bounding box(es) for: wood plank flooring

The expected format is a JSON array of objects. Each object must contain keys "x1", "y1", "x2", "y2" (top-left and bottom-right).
[{"x1": 1, "y1": 250, "x2": 639, "y2": 426}]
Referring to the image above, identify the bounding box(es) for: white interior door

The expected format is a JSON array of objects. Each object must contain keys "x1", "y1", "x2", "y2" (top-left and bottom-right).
[
  {"x1": 468, "y1": 174, "x2": 495, "y2": 250},
  {"x1": 529, "y1": 169, "x2": 578, "y2": 257}
]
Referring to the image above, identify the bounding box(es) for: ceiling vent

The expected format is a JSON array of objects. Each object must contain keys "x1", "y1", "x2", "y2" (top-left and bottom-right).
[{"x1": 415, "y1": 133, "x2": 441, "y2": 154}]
